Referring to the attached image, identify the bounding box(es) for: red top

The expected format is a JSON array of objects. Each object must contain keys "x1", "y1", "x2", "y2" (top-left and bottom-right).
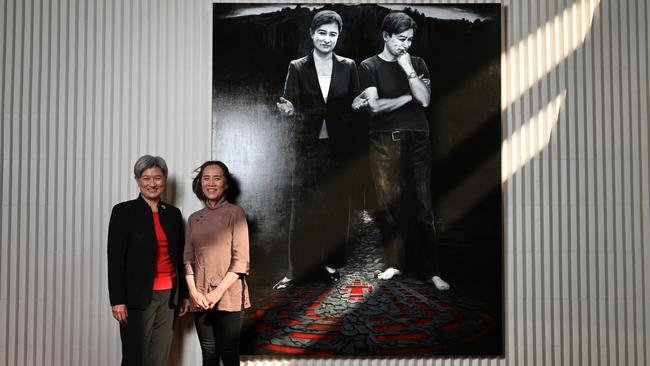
[{"x1": 152, "y1": 212, "x2": 176, "y2": 290}]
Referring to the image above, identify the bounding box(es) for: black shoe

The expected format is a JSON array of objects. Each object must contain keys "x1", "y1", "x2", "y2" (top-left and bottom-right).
[
  {"x1": 324, "y1": 269, "x2": 340, "y2": 284},
  {"x1": 272, "y1": 276, "x2": 294, "y2": 290}
]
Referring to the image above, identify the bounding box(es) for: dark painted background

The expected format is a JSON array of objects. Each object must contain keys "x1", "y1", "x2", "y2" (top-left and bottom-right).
[{"x1": 212, "y1": 3, "x2": 502, "y2": 354}]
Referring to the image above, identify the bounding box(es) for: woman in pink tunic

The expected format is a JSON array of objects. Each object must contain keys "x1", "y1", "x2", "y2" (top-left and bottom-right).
[{"x1": 184, "y1": 161, "x2": 251, "y2": 366}]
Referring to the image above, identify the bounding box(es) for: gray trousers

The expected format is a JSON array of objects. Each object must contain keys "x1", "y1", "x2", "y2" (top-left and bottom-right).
[{"x1": 120, "y1": 289, "x2": 175, "y2": 366}]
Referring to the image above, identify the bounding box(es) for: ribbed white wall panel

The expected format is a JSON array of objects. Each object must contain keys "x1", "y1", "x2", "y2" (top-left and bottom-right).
[
  {"x1": 1, "y1": 0, "x2": 648, "y2": 365},
  {"x1": 0, "y1": 0, "x2": 211, "y2": 365}
]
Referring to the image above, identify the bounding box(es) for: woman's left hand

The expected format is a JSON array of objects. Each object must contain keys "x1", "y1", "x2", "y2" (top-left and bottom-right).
[
  {"x1": 417, "y1": 74, "x2": 431, "y2": 87},
  {"x1": 178, "y1": 299, "x2": 190, "y2": 317},
  {"x1": 352, "y1": 90, "x2": 369, "y2": 110},
  {"x1": 205, "y1": 287, "x2": 224, "y2": 309}
]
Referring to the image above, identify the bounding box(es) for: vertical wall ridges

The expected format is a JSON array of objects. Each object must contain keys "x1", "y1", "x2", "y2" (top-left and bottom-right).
[
  {"x1": 640, "y1": 0, "x2": 650, "y2": 364},
  {"x1": 0, "y1": 0, "x2": 210, "y2": 365},
  {"x1": 0, "y1": 0, "x2": 7, "y2": 353}
]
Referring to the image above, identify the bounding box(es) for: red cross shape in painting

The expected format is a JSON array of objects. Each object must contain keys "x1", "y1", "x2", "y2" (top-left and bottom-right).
[{"x1": 343, "y1": 280, "x2": 373, "y2": 301}]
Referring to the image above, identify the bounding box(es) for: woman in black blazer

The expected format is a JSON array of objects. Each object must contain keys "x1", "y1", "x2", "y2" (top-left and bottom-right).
[
  {"x1": 274, "y1": 10, "x2": 361, "y2": 290},
  {"x1": 107, "y1": 155, "x2": 189, "y2": 366}
]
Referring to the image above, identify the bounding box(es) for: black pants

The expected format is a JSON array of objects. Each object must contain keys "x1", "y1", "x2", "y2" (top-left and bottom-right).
[
  {"x1": 369, "y1": 131, "x2": 441, "y2": 278},
  {"x1": 193, "y1": 310, "x2": 242, "y2": 366},
  {"x1": 287, "y1": 138, "x2": 348, "y2": 281},
  {"x1": 120, "y1": 289, "x2": 174, "y2": 366}
]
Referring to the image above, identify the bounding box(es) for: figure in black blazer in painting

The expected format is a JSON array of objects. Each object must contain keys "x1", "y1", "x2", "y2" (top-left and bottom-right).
[
  {"x1": 274, "y1": 10, "x2": 361, "y2": 290},
  {"x1": 107, "y1": 155, "x2": 190, "y2": 365}
]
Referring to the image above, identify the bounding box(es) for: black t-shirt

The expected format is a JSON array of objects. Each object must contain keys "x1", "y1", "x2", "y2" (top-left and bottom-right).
[{"x1": 358, "y1": 55, "x2": 430, "y2": 133}]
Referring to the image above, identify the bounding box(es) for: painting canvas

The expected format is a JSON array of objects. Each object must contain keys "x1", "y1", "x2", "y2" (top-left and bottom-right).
[{"x1": 212, "y1": 3, "x2": 502, "y2": 356}]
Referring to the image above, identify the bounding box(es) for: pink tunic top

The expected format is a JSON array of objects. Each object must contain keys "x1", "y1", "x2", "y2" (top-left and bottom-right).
[{"x1": 184, "y1": 199, "x2": 251, "y2": 312}]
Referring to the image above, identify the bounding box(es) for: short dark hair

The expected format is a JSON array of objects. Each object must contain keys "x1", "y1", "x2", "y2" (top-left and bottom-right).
[
  {"x1": 310, "y1": 10, "x2": 343, "y2": 34},
  {"x1": 133, "y1": 155, "x2": 168, "y2": 178},
  {"x1": 381, "y1": 12, "x2": 417, "y2": 36},
  {"x1": 191, "y1": 161, "x2": 235, "y2": 203}
]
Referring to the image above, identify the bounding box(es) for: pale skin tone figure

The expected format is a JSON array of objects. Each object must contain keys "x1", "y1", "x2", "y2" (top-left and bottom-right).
[
  {"x1": 111, "y1": 167, "x2": 190, "y2": 325},
  {"x1": 274, "y1": 21, "x2": 341, "y2": 287},
  {"x1": 351, "y1": 28, "x2": 432, "y2": 112},
  {"x1": 352, "y1": 28, "x2": 449, "y2": 291},
  {"x1": 185, "y1": 164, "x2": 243, "y2": 310},
  {"x1": 277, "y1": 22, "x2": 340, "y2": 116}
]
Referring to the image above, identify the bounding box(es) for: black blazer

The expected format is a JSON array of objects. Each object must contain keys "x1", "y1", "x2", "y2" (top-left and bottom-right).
[
  {"x1": 282, "y1": 52, "x2": 360, "y2": 151},
  {"x1": 107, "y1": 195, "x2": 187, "y2": 309}
]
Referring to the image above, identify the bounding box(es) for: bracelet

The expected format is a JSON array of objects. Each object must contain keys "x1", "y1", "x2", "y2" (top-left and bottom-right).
[{"x1": 407, "y1": 71, "x2": 418, "y2": 79}]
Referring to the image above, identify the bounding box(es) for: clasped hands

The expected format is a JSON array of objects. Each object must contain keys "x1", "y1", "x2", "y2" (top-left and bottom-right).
[{"x1": 190, "y1": 287, "x2": 224, "y2": 310}]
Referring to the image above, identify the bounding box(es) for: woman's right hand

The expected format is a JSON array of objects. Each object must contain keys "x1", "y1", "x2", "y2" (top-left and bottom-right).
[
  {"x1": 111, "y1": 304, "x2": 128, "y2": 325},
  {"x1": 276, "y1": 97, "x2": 295, "y2": 116},
  {"x1": 190, "y1": 290, "x2": 210, "y2": 310}
]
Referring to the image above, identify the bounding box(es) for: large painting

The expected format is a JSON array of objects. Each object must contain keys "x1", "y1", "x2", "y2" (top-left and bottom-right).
[{"x1": 212, "y1": 3, "x2": 502, "y2": 356}]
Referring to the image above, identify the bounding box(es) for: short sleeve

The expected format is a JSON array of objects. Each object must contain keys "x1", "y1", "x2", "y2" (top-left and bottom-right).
[
  {"x1": 415, "y1": 57, "x2": 430, "y2": 80},
  {"x1": 358, "y1": 60, "x2": 377, "y2": 91}
]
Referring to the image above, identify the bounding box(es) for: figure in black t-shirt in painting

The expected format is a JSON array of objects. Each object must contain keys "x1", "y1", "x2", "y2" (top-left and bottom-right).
[{"x1": 353, "y1": 12, "x2": 450, "y2": 290}]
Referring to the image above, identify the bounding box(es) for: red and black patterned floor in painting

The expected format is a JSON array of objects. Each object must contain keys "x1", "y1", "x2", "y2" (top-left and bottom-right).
[{"x1": 243, "y1": 212, "x2": 500, "y2": 356}]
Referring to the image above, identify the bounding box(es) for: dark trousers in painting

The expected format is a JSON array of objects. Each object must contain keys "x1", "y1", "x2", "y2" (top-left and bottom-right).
[
  {"x1": 193, "y1": 310, "x2": 242, "y2": 366},
  {"x1": 369, "y1": 131, "x2": 441, "y2": 278},
  {"x1": 120, "y1": 289, "x2": 174, "y2": 366},
  {"x1": 287, "y1": 138, "x2": 348, "y2": 281}
]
